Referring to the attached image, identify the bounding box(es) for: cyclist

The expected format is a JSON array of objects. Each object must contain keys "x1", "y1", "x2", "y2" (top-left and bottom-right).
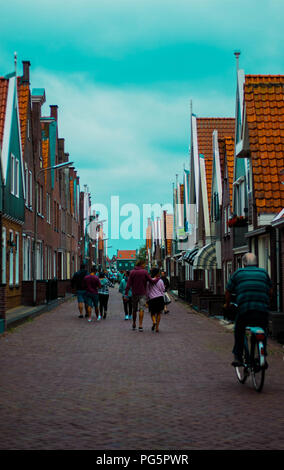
[{"x1": 224, "y1": 252, "x2": 273, "y2": 367}]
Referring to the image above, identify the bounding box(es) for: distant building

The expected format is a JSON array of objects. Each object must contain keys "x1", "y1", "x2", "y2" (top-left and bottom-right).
[{"x1": 116, "y1": 250, "x2": 136, "y2": 271}]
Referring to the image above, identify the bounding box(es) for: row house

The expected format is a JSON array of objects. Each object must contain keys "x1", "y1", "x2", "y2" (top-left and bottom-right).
[
  {"x1": 145, "y1": 211, "x2": 173, "y2": 273},
  {"x1": 166, "y1": 61, "x2": 284, "y2": 339},
  {"x1": 0, "y1": 59, "x2": 86, "y2": 322}
]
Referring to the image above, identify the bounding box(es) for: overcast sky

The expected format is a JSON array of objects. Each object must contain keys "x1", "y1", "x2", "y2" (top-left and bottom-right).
[{"x1": 1, "y1": 0, "x2": 283, "y2": 257}]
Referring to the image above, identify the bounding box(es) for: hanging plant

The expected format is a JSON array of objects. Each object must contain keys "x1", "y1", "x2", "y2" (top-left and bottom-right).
[{"x1": 228, "y1": 215, "x2": 248, "y2": 227}]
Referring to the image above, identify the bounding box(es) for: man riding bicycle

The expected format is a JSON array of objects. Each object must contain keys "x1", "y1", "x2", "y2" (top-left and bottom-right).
[{"x1": 224, "y1": 253, "x2": 273, "y2": 367}]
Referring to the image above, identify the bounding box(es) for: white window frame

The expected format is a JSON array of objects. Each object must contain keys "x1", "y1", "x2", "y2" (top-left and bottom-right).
[
  {"x1": 9, "y1": 230, "x2": 14, "y2": 286},
  {"x1": 2, "y1": 227, "x2": 6, "y2": 284},
  {"x1": 29, "y1": 170, "x2": 33, "y2": 208},
  {"x1": 15, "y1": 232, "x2": 19, "y2": 285}
]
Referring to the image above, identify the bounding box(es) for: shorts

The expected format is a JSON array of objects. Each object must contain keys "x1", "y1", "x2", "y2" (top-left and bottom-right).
[
  {"x1": 85, "y1": 293, "x2": 99, "y2": 308},
  {"x1": 77, "y1": 290, "x2": 86, "y2": 303},
  {"x1": 148, "y1": 296, "x2": 164, "y2": 314},
  {"x1": 132, "y1": 295, "x2": 147, "y2": 312}
]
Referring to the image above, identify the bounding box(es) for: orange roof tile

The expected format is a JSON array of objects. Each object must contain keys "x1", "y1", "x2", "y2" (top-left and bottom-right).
[
  {"x1": 218, "y1": 136, "x2": 235, "y2": 210},
  {"x1": 244, "y1": 75, "x2": 284, "y2": 214},
  {"x1": 0, "y1": 78, "x2": 9, "y2": 146},
  {"x1": 196, "y1": 118, "x2": 235, "y2": 214},
  {"x1": 17, "y1": 78, "x2": 30, "y2": 153},
  {"x1": 117, "y1": 250, "x2": 136, "y2": 260}
]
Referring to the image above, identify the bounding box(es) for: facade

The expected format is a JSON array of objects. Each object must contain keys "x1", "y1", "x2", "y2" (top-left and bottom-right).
[
  {"x1": 0, "y1": 59, "x2": 102, "y2": 328},
  {"x1": 116, "y1": 250, "x2": 136, "y2": 271},
  {"x1": 148, "y1": 62, "x2": 284, "y2": 339}
]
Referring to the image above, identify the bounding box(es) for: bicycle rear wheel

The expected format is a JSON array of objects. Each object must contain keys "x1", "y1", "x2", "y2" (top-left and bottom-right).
[{"x1": 251, "y1": 340, "x2": 265, "y2": 392}]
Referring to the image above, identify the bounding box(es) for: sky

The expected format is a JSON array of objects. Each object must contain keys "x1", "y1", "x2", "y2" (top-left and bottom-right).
[{"x1": 1, "y1": 0, "x2": 283, "y2": 257}]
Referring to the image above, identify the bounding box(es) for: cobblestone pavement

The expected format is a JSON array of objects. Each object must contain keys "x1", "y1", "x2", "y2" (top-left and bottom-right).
[{"x1": 0, "y1": 286, "x2": 284, "y2": 450}]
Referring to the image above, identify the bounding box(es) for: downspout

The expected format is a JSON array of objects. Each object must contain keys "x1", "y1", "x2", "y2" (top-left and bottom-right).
[{"x1": 276, "y1": 227, "x2": 280, "y2": 312}]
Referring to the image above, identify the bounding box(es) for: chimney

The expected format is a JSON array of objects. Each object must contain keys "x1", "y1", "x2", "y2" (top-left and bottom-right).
[
  {"x1": 22, "y1": 60, "x2": 31, "y2": 84},
  {"x1": 50, "y1": 105, "x2": 58, "y2": 121}
]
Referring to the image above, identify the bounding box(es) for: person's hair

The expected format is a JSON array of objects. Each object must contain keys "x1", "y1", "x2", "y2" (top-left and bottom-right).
[
  {"x1": 99, "y1": 272, "x2": 105, "y2": 278},
  {"x1": 90, "y1": 266, "x2": 96, "y2": 273},
  {"x1": 242, "y1": 252, "x2": 257, "y2": 267},
  {"x1": 150, "y1": 267, "x2": 160, "y2": 277},
  {"x1": 136, "y1": 259, "x2": 145, "y2": 267},
  {"x1": 80, "y1": 263, "x2": 86, "y2": 270}
]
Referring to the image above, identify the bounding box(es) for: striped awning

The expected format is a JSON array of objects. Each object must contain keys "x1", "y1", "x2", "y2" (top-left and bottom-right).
[
  {"x1": 193, "y1": 243, "x2": 217, "y2": 270},
  {"x1": 183, "y1": 247, "x2": 199, "y2": 265}
]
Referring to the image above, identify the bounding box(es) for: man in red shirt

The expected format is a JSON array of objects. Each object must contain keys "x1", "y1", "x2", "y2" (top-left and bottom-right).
[
  {"x1": 125, "y1": 260, "x2": 158, "y2": 331},
  {"x1": 83, "y1": 266, "x2": 101, "y2": 322}
]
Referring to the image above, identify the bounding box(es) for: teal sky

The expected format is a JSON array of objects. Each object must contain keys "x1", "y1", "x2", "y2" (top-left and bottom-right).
[{"x1": 1, "y1": 0, "x2": 283, "y2": 258}]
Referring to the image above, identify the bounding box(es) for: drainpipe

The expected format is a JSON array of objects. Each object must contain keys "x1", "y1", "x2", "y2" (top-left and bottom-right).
[{"x1": 276, "y1": 227, "x2": 280, "y2": 312}]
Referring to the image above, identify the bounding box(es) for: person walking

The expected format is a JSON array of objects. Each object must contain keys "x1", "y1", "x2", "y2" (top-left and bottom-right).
[
  {"x1": 146, "y1": 267, "x2": 165, "y2": 333},
  {"x1": 71, "y1": 264, "x2": 88, "y2": 318},
  {"x1": 98, "y1": 272, "x2": 111, "y2": 319},
  {"x1": 119, "y1": 271, "x2": 132, "y2": 320},
  {"x1": 161, "y1": 271, "x2": 170, "y2": 314},
  {"x1": 83, "y1": 266, "x2": 101, "y2": 322},
  {"x1": 125, "y1": 260, "x2": 159, "y2": 332},
  {"x1": 224, "y1": 252, "x2": 273, "y2": 366}
]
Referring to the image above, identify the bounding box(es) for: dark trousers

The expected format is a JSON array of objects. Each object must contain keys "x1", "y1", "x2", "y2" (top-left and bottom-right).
[
  {"x1": 233, "y1": 310, "x2": 268, "y2": 358},
  {"x1": 99, "y1": 294, "x2": 109, "y2": 316},
  {"x1": 123, "y1": 298, "x2": 132, "y2": 317}
]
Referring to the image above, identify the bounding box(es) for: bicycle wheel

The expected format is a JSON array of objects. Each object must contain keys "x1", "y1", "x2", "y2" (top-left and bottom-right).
[{"x1": 251, "y1": 339, "x2": 265, "y2": 392}]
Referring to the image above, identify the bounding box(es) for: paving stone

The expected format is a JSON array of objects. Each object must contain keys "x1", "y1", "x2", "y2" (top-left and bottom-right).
[{"x1": 0, "y1": 287, "x2": 284, "y2": 450}]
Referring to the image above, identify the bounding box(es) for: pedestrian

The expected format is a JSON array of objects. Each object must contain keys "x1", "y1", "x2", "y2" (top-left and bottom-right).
[
  {"x1": 161, "y1": 271, "x2": 170, "y2": 313},
  {"x1": 119, "y1": 271, "x2": 132, "y2": 320},
  {"x1": 71, "y1": 263, "x2": 88, "y2": 318},
  {"x1": 146, "y1": 267, "x2": 165, "y2": 333},
  {"x1": 125, "y1": 260, "x2": 159, "y2": 332},
  {"x1": 83, "y1": 265, "x2": 102, "y2": 322},
  {"x1": 98, "y1": 272, "x2": 111, "y2": 319},
  {"x1": 224, "y1": 252, "x2": 273, "y2": 367}
]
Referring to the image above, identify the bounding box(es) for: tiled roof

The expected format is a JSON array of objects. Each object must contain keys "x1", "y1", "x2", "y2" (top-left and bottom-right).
[
  {"x1": 0, "y1": 78, "x2": 9, "y2": 147},
  {"x1": 218, "y1": 136, "x2": 235, "y2": 210},
  {"x1": 244, "y1": 74, "x2": 284, "y2": 213},
  {"x1": 196, "y1": 118, "x2": 235, "y2": 214},
  {"x1": 117, "y1": 250, "x2": 136, "y2": 260},
  {"x1": 17, "y1": 78, "x2": 30, "y2": 153}
]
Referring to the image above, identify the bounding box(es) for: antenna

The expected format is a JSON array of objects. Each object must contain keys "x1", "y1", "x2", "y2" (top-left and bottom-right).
[
  {"x1": 234, "y1": 50, "x2": 241, "y2": 72},
  {"x1": 14, "y1": 51, "x2": 17, "y2": 76}
]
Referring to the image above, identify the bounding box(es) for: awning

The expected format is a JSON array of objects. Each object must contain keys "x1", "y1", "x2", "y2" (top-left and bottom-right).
[
  {"x1": 183, "y1": 247, "x2": 198, "y2": 265},
  {"x1": 193, "y1": 243, "x2": 217, "y2": 270}
]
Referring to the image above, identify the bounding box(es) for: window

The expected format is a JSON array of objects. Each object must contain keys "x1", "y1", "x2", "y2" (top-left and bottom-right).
[
  {"x1": 2, "y1": 228, "x2": 6, "y2": 284},
  {"x1": 46, "y1": 193, "x2": 51, "y2": 224},
  {"x1": 24, "y1": 164, "x2": 29, "y2": 206},
  {"x1": 29, "y1": 171, "x2": 33, "y2": 208},
  {"x1": 9, "y1": 231, "x2": 13, "y2": 285},
  {"x1": 15, "y1": 233, "x2": 19, "y2": 285},
  {"x1": 10, "y1": 155, "x2": 19, "y2": 197}
]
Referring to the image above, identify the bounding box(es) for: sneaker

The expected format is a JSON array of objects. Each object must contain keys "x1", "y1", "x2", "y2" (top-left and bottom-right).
[
  {"x1": 98, "y1": 316, "x2": 102, "y2": 321},
  {"x1": 78, "y1": 315, "x2": 83, "y2": 318},
  {"x1": 88, "y1": 319, "x2": 92, "y2": 323},
  {"x1": 138, "y1": 327, "x2": 143, "y2": 332},
  {"x1": 128, "y1": 315, "x2": 132, "y2": 320},
  {"x1": 125, "y1": 315, "x2": 129, "y2": 320}
]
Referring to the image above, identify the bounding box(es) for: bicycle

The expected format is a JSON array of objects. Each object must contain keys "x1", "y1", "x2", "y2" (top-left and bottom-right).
[{"x1": 234, "y1": 325, "x2": 267, "y2": 392}]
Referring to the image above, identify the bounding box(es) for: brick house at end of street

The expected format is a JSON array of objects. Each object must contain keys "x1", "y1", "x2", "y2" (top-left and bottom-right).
[{"x1": 116, "y1": 250, "x2": 137, "y2": 271}]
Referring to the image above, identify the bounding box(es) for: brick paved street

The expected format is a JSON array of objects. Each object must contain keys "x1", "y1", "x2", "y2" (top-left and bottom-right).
[{"x1": 0, "y1": 286, "x2": 284, "y2": 450}]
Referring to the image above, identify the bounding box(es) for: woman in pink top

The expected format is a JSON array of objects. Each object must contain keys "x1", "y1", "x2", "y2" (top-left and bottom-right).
[{"x1": 146, "y1": 267, "x2": 165, "y2": 333}]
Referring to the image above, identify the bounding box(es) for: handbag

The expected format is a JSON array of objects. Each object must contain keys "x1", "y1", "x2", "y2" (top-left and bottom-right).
[{"x1": 163, "y1": 292, "x2": 171, "y2": 305}]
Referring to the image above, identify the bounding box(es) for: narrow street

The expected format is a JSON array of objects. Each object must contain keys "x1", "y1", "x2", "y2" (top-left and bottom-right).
[{"x1": 0, "y1": 286, "x2": 284, "y2": 451}]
